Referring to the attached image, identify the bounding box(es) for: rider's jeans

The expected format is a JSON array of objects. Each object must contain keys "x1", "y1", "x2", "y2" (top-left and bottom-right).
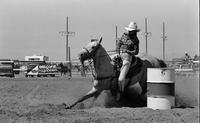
[{"x1": 118, "y1": 52, "x2": 132, "y2": 88}]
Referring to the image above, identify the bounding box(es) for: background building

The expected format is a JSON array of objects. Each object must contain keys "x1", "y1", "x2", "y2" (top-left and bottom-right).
[{"x1": 25, "y1": 54, "x2": 49, "y2": 61}]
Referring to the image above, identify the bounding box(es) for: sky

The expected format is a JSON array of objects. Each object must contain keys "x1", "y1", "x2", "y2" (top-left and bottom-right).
[{"x1": 0, "y1": 0, "x2": 199, "y2": 61}]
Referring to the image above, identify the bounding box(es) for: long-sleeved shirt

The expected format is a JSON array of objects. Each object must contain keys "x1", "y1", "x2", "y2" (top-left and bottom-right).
[{"x1": 116, "y1": 32, "x2": 139, "y2": 55}]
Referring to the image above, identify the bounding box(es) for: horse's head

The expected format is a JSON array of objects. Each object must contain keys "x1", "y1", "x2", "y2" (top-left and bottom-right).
[{"x1": 78, "y1": 37, "x2": 102, "y2": 63}]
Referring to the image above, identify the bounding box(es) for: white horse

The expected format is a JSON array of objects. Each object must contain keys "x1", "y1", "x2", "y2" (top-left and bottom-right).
[{"x1": 66, "y1": 37, "x2": 166, "y2": 108}]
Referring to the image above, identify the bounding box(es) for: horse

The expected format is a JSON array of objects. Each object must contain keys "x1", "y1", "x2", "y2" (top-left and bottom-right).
[
  {"x1": 65, "y1": 37, "x2": 166, "y2": 108},
  {"x1": 57, "y1": 63, "x2": 71, "y2": 76}
]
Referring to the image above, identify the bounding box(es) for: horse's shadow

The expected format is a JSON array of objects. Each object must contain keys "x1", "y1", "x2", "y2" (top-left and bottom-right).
[{"x1": 81, "y1": 88, "x2": 146, "y2": 109}]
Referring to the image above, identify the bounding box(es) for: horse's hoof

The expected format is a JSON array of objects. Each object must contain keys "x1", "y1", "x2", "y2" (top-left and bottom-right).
[
  {"x1": 56, "y1": 103, "x2": 67, "y2": 109},
  {"x1": 115, "y1": 93, "x2": 121, "y2": 101},
  {"x1": 65, "y1": 106, "x2": 71, "y2": 109},
  {"x1": 65, "y1": 104, "x2": 73, "y2": 109},
  {"x1": 62, "y1": 103, "x2": 72, "y2": 109}
]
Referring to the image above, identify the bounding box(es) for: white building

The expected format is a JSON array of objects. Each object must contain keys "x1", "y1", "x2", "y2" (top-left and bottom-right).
[{"x1": 25, "y1": 54, "x2": 49, "y2": 61}]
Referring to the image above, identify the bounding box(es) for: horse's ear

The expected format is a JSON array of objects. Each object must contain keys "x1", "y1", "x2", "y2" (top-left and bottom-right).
[{"x1": 98, "y1": 37, "x2": 102, "y2": 44}]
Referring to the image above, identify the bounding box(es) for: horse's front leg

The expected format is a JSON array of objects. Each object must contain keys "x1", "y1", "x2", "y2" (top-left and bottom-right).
[{"x1": 66, "y1": 87, "x2": 102, "y2": 109}]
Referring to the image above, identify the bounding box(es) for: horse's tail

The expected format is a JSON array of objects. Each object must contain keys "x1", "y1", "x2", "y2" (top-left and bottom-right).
[{"x1": 158, "y1": 59, "x2": 167, "y2": 68}]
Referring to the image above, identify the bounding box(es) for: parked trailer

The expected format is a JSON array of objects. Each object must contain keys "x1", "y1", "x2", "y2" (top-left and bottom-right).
[
  {"x1": 0, "y1": 60, "x2": 14, "y2": 77},
  {"x1": 25, "y1": 64, "x2": 58, "y2": 77}
]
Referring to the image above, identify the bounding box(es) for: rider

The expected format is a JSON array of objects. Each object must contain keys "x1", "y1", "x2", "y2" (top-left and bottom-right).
[
  {"x1": 184, "y1": 52, "x2": 191, "y2": 63},
  {"x1": 116, "y1": 21, "x2": 140, "y2": 96}
]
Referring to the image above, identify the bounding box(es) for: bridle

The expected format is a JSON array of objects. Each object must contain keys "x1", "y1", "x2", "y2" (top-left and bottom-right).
[
  {"x1": 82, "y1": 47, "x2": 96, "y2": 77},
  {"x1": 82, "y1": 44, "x2": 101, "y2": 79}
]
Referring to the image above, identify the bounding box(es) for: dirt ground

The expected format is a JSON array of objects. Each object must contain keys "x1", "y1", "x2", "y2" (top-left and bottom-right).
[{"x1": 0, "y1": 76, "x2": 199, "y2": 123}]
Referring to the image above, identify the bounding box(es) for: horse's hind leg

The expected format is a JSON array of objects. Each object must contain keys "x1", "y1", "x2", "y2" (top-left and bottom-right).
[
  {"x1": 124, "y1": 82, "x2": 147, "y2": 107},
  {"x1": 126, "y1": 82, "x2": 142, "y2": 97}
]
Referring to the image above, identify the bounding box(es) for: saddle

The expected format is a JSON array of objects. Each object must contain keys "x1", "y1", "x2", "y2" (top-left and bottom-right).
[{"x1": 111, "y1": 55, "x2": 144, "y2": 96}]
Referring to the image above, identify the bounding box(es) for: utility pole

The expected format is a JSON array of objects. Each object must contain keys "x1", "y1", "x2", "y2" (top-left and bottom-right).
[
  {"x1": 142, "y1": 18, "x2": 151, "y2": 54},
  {"x1": 115, "y1": 26, "x2": 118, "y2": 51},
  {"x1": 66, "y1": 16, "x2": 69, "y2": 62},
  {"x1": 145, "y1": 18, "x2": 148, "y2": 54},
  {"x1": 59, "y1": 16, "x2": 75, "y2": 61},
  {"x1": 68, "y1": 46, "x2": 72, "y2": 77},
  {"x1": 162, "y1": 22, "x2": 167, "y2": 61},
  {"x1": 68, "y1": 46, "x2": 71, "y2": 64}
]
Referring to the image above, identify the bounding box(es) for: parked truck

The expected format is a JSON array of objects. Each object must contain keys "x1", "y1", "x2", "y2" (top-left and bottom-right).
[{"x1": 0, "y1": 60, "x2": 14, "y2": 77}]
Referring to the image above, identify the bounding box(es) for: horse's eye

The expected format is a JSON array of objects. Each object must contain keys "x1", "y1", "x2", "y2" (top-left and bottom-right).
[{"x1": 92, "y1": 46, "x2": 95, "y2": 49}]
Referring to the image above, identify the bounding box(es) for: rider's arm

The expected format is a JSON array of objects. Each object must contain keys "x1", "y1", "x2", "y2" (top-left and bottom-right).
[{"x1": 125, "y1": 41, "x2": 139, "y2": 55}]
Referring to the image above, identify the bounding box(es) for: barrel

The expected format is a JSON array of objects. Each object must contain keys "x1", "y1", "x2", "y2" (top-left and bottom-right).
[{"x1": 147, "y1": 68, "x2": 175, "y2": 110}]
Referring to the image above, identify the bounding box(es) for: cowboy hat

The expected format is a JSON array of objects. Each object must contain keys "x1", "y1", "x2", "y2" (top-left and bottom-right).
[{"x1": 125, "y1": 22, "x2": 140, "y2": 31}]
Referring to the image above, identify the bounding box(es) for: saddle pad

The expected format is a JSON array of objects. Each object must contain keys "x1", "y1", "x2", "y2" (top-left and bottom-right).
[{"x1": 111, "y1": 55, "x2": 143, "y2": 79}]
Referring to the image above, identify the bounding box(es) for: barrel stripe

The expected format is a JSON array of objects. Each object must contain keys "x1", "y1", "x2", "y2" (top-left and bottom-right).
[{"x1": 147, "y1": 83, "x2": 175, "y2": 96}]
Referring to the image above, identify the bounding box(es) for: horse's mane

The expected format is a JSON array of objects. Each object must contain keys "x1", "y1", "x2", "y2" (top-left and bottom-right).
[{"x1": 97, "y1": 44, "x2": 112, "y2": 60}]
